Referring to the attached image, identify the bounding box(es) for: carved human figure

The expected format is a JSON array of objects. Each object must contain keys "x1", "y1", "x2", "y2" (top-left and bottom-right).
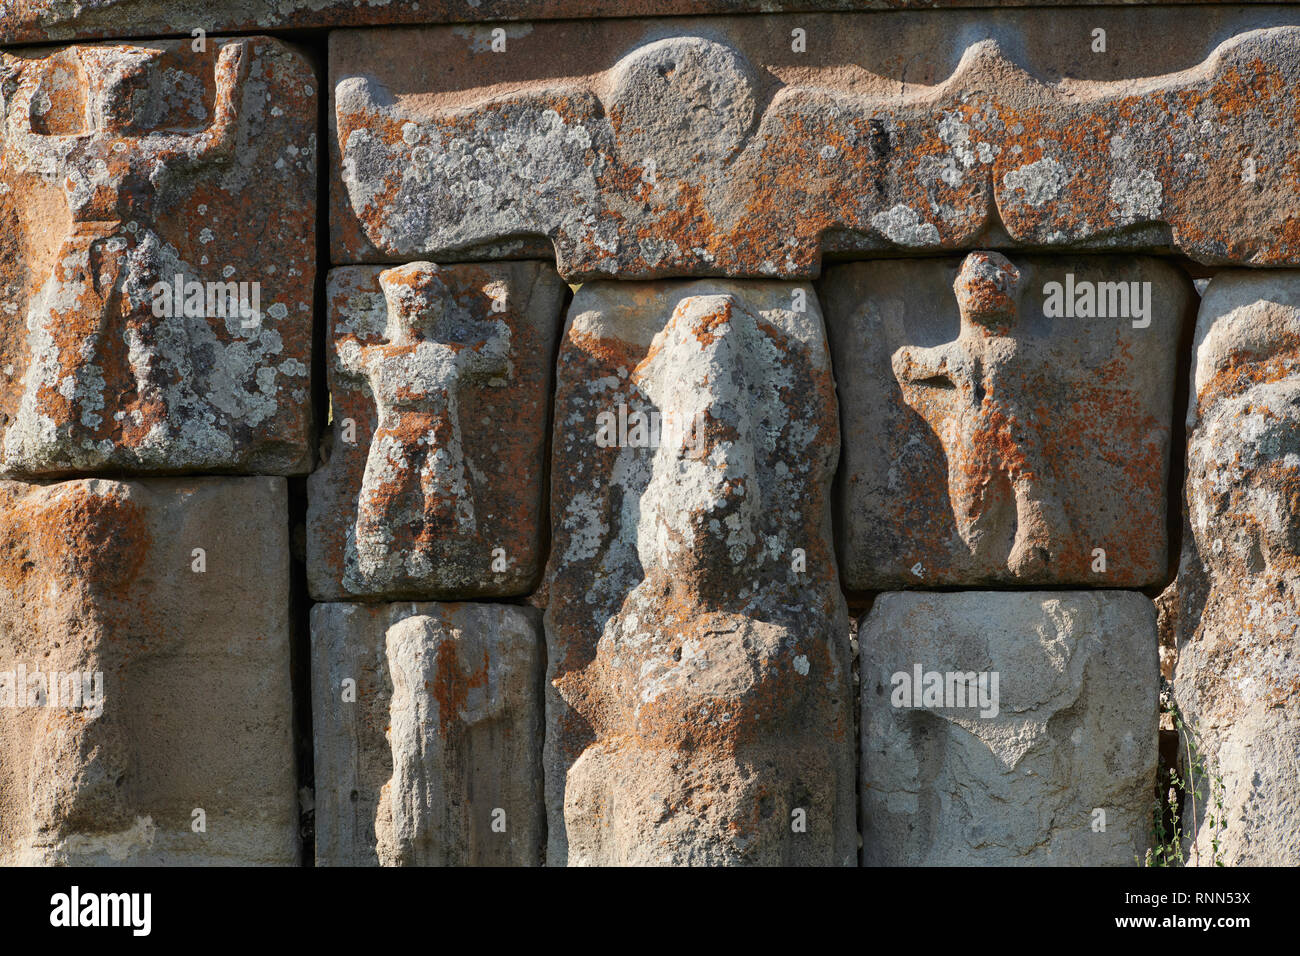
[
  {"x1": 1, "y1": 43, "x2": 247, "y2": 467},
  {"x1": 340, "y1": 262, "x2": 511, "y2": 590},
  {"x1": 1174, "y1": 279, "x2": 1300, "y2": 864},
  {"x1": 633, "y1": 294, "x2": 762, "y2": 597},
  {"x1": 555, "y1": 289, "x2": 853, "y2": 865},
  {"x1": 892, "y1": 251, "x2": 1069, "y2": 576}
]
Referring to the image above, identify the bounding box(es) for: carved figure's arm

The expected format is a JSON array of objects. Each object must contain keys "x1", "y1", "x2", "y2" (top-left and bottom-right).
[{"x1": 156, "y1": 41, "x2": 249, "y2": 167}]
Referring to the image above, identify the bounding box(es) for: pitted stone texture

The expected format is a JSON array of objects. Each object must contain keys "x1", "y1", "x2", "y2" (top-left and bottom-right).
[
  {"x1": 307, "y1": 262, "x2": 564, "y2": 602},
  {"x1": 860, "y1": 590, "x2": 1158, "y2": 866},
  {"x1": 1163, "y1": 272, "x2": 1300, "y2": 866},
  {"x1": 311, "y1": 601, "x2": 544, "y2": 867},
  {"x1": 331, "y1": 21, "x2": 1300, "y2": 278},
  {"x1": 822, "y1": 253, "x2": 1188, "y2": 589},
  {"x1": 0, "y1": 476, "x2": 297, "y2": 865},
  {"x1": 0, "y1": 38, "x2": 316, "y2": 477},
  {"x1": 545, "y1": 280, "x2": 855, "y2": 866},
  {"x1": 0, "y1": 1, "x2": 1256, "y2": 44}
]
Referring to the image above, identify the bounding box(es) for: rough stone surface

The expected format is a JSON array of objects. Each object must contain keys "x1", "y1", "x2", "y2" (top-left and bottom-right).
[
  {"x1": 6, "y1": 1, "x2": 1297, "y2": 874},
  {"x1": 311, "y1": 601, "x2": 544, "y2": 866},
  {"x1": 544, "y1": 280, "x2": 855, "y2": 866},
  {"x1": 0, "y1": 2, "x2": 1260, "y2": 44},
  {"x1": 332, "y1": 20, "x2": 1300, "y2": 277},
  {"x1": 822, "y1": 252, "x2": 1188, "y2": 588},
  {"x1": 860, "y1": 590, "x2": 1159, "y2": 866},
  {"x1": 307, "y1": 262, "x2": 565, "y2": 601},
  {"x1": 0, "y1": 38, "x2": 316, "y2": 477},
  {"x1": 1164, "y1": 271, "x2": 1300, "y2": 866},
  {"x1": 0, "y1": 476, "x2": 297, "y2": 865}
]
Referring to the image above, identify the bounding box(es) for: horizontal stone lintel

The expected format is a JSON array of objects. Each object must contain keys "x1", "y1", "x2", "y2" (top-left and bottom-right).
[
  {"x1": 1, "y1": 2, "x2": 1282, "y2": 46},
  {"x1": 331, "y1": 14, "x2": 1300, "y2": 278}
]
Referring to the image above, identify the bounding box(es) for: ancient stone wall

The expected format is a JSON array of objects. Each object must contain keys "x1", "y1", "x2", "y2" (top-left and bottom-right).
[{"x1": 1, "y1": 1, "x2": 1297, "y2": 866}]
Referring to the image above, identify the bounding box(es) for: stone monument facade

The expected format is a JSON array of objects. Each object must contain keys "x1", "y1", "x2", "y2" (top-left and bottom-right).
[{"x1": 1, "y1": 2, "x2": 1296, "y2": 868}]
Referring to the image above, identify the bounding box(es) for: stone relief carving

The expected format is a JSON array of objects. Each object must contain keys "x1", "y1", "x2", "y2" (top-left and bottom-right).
[
  {"x1": 341, "y1": 263, "x2": 512, "y2": 589},
  {"x1": 892, "y1": 252, "x2": 1071, "y2": 577},
  {"x1": 0, "y1": 477, "x2": 297, "y2": 865},
  {"x1": 333, "y1": 26, "x2": 1300, "y2": 277},
  {"x1": 1164, "y1": 272, "x2": 1300, "y2": 865},
  {"x1": 544, "y1": 280, "x2": 855, "y2": 865},
  {"x1": 311, "y1": 601, "x2": 545, "y2": 866},
  {"x1": 821, "y1": 251, "x2": 1188, "y2": 587},
  {"x1": 0, "y1": 39, "x2": 317, "y2": 476},
  {"x1": 307, "y1": 262, "x2": 564, "y2": 601}
]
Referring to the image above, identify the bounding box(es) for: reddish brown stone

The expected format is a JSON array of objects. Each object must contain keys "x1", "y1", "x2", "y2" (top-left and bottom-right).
[
  {"x1": 0, "y1": 476, "x2": 297, "y2": 865},
  {"x1": 544, "y1": 280, "x2": 855, "y2": 865},
  {"x1": 332, "y1": 20, "x2": 1300, "y2": 278},
  {"x1": 0, "y1": 1, "x2": 1264, "y2": 45},
  {"x1": 307, "y1": 262, "x2": 566, "y2": 601},
  {"x1": 0, "y1": 38, "x2": 316, "y2": 476},
  {"x1": 820, "y1": 253, "x2": 1190, "y2": 588}
]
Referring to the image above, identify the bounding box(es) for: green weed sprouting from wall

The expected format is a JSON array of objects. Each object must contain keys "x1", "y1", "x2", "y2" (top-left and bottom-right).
[{"x1": 1145, "y1": 702, "x2": 1228, "y2": 867}]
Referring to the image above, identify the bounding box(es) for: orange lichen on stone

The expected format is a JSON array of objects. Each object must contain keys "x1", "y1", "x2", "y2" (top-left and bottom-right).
[
  {"x1": 307, "y1": 262, "x2": 565, "y2": 602},
  {"x1": 333, "y1": 23, "x2": 1300, "y2": 278},
  {"x1": 543, "y1": 279, "x2": 853, "y2": 865}
]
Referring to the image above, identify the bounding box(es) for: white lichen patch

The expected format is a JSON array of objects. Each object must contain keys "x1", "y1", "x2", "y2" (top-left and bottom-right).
[
  {"x1": 1108, "y1": 168, "x2": 1163, "y2": 223},
  {"x1": 1002, "y1": 157, "x2": 1069, "y2": 207},
  {"x1": 871, "y1": 205, "x2": 941, "y2": 245}
]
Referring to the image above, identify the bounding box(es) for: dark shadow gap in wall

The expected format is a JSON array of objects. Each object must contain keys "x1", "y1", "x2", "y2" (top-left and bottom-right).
[{"x1": 286, "y1": 27, "x2": 332, "y2": 869}]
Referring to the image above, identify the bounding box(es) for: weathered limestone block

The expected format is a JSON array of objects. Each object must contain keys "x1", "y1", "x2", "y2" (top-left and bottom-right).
[
  {"x1": 311, "y1": 601, "x2": 544, "y2": 866},
  {"x1": 545, "y1": 280, "x2": 855, "y2": 866},
  {"x1": 1164, "y1": 272, "x2": 1300, "y2": 865},
  {"x1": 0, "y1": 476, "x2": 297, "y2": 865},
  {"x1": 822, "y1": 252, "x2": 1188, "y2": 588},
  {"x1": 860, "y1": 591, "x2": 1159, "y2": 866},
  {"x1": 331, "y1": 21, "x2": 1300, "y2": 277},
  {"x1": 4, "y1": 1, "x2": 1257, "y2": 44},
  {"x1": 0, "y1": 38, "x2": 316, "y2": 477},
  {"x1": 307, "y1": 262, "x2": 565, "y2": 601}
]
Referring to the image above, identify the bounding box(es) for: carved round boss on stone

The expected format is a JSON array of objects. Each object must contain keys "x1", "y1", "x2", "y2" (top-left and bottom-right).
[{"x1": 608, "y1": 36, "x2": 758, "y2": 178}]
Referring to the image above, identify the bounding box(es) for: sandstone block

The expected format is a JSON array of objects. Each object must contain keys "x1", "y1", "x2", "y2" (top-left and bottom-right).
[
  {"x1": 307, "y1": 262, "x2": 565, "y2": 601},
  {"x1": 0, "y1": 38, "x2": 316, "y2": 477},
  {"x1": 860, "y1": 590, "x2": 1159, "y2": 866},
  {"x1": 1164, "y1": 271, "x2": 1300, "y2": 865},
  {"x1": 821, "y1": 252, "x2": 1188, "y2": 588},
  {"x1": 545, "y1": 280, "x2": 855, "y2": 866},
  {"x1": 331, "y1": 21, "x2": 1300, "y2": 277},
  {"x1": 311, "y1": 601, "x2": 544, "y2": 866},
  {"x1": 1, "y1": 2, "x2": 1245, "y2": 44},
  {"x1": 0, "y1": 476, "x2": 297, "y2": 865}
]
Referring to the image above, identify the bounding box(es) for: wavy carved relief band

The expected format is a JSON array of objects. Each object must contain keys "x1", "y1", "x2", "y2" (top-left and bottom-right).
[{"x1": 333, "y1": 27, "x2": 1300, "y2": 278}]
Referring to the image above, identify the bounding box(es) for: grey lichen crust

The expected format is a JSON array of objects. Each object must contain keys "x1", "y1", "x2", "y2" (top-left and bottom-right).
[{"x1": 860, "y1": 590, "x2": 1159, "y2": 866}]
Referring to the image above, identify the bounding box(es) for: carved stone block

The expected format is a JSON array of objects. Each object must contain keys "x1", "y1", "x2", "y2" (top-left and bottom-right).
[
  {"x1": 307, "y1": 262, "x2": 565, "y2": 601},
  {"x1": 545, "y1": 280, "x2": 855, "y2": 866},
  {"x1": 311, "y1": 601, "x2": 545, "y2": 866},
  {"x1": 0, "y1": 38, "x2": 316, "y2": 476},
  {"x1": 0, "y1": 476, "x2": 297, "y2": 865},
  {"x1": 331, "y1": 21, "x2": 1300, "y2": 277},
  {"x1": 822, "y1": 252, "x2": 1189, "y2": 588},
  {"x1": 1164, "y1": 271, "x2": 1300, "y2": 865},
  {"x1": 0, "y1": 1, "x2": 1265, "y2": 45},
  {"x1": 860, "y1": 590, "x2": 1159, "y2": 866}
]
